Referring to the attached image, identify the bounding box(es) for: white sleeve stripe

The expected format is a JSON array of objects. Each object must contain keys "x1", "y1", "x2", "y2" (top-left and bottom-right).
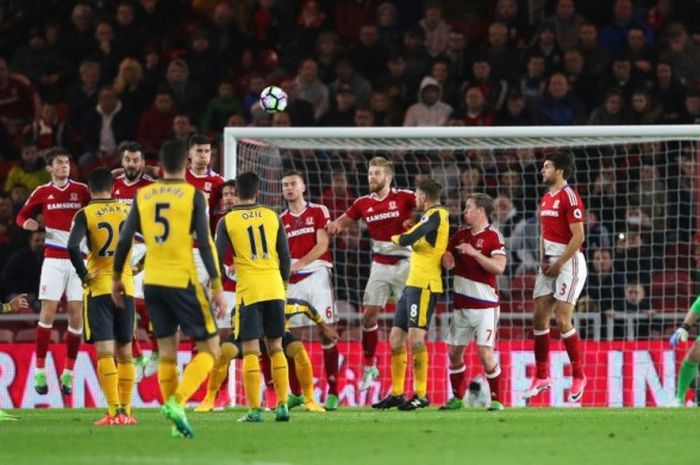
[
  {"x1": 564, "y1": 187, "x2": 577, "y2": 206},
  {"x1": 491, "y1": 250, "x2": 507, "y2": 256}
]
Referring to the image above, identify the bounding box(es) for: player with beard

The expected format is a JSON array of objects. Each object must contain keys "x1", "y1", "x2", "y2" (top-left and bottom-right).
[
  {"x1": 111, "y1": 141, "x2": 156, "y2": 382},
  {"x1": 326, "y1": 157, "x2": 416, "y2": 393},
  {"x1": 523, "y1": 152, "x2": 588, "y2": 403}
]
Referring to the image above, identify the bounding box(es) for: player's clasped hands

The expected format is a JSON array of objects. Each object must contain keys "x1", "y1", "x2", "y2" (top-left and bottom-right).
[
  {"x1": 669, "y1": 326, "x2": 689, "y2": 347},
  {"x1": 211, "y1": 290, "x2": 228, "y2": 321},
  {"x1": 8, "y1": 293, "x2": 29, "y2": 312},
  {"x1": 111, "y1": 280, "x2": 126, "y2": 308}
]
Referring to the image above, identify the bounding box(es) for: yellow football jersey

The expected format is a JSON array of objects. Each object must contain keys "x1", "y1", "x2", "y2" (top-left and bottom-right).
[
  {"x1": 395, "y1": 205, "x2": 449, "y2": 292},
  {"x1": 218, "y1": 204, "x2": 287, "y2": 305},
  {"x1": 79, "y1": 200, "x2": 134, "y2": 296}
]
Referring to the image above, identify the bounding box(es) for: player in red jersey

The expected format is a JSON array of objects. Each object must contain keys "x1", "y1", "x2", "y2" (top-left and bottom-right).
[
  {"x1": 185, "y1": 134, "x2": 225, "y2": 286},
  {"x1": 280, "y1": 171, "x2": 339, "y2": 410},
  {"x1": 441, "y1": 193, "x2": 506, "y2": 411},
  {"x1": 523, "y1": 152, "x2": 588, "y2": 403},
  {"x1": 16, "y1": 147, "x2": 91, "y2": 396},
  {"x1": 111, "y1": 141, "x2": 157, "y2": 382},
  {"x1": 326, "y1": 157, "x2": 415, "y2": 392}
]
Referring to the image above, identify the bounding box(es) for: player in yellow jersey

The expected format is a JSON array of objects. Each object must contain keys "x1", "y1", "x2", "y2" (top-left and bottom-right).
[
  {"x1": 196, "y1": 298, "x2": 338, "y2": 413},
  {"x1": 372, "y1": 178, "x2": 449, "y2": 411},
  {"x1": 112, "y1": 140, "x2": 226, "y2": 438},
  {"x1": 67, "y1": 168, "x2": 137, "y2": 426},
  {"x1": 215, "y1": 171, "x2": 291, "y2": 423}
]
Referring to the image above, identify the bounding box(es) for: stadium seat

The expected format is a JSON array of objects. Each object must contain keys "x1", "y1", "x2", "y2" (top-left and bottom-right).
[
  {"x1": 650, "y1": 270, "x2": 694, "y2": 312},
  {"x1": 0, "y1": 329, "x2": 13, "y2": 343}
]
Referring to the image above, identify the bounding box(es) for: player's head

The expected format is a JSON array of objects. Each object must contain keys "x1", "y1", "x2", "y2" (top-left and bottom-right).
[
  {"x1": 45, "y1": 147, "x2": 72, "y2": 180},
  {"x1": 542, "y1": 151, "x2": 574, "y2": 184},
  {"x1": 159, "y1": 139, "x2": 188, "y2": 175},
  {"x1": 415, "y1": 178, "x2": 442, "y2": 210},
  {"x1": 118, "y1": 140, "x2": 144, "y2": 181},
  {"x1": 87, "y1": 167, "x2": 113, "y2": 196},
  {"x1": 282, "y1": 170, "x2": 306, "y2": 203},
  {"x1": 221, "y1": 179, "x2": 237, "y2": 210},
  {"x1": 464, "y1": 192, "x2": 494, "y2": 227},
  {"x1": 367, "y1": 157, "x2": 394, "y2": 193},
  {"x1": 235, "y1": 172, "x2": 260, "y2": 202},
  {"x1": 188, "y1": 133, "x2": 212, "y2": 170}
]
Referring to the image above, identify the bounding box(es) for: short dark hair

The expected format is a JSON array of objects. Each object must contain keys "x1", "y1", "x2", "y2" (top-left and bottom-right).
[
  {"x1": 87, "y1": 167, "x2": 113, "y2": 193},
  {"x1": 188, "y1": 133, "x2": 210, "y2": 148},
  {"x1": 45, "y1": 147, "x2": 72, "y2": 165},
  {"x1": 544, "y1": 152, "x2": 575, "y2": 179},
  {"x1": 221, "y1": 179, "x2": 236, "y2": 190},
  {"x1": 282, "y1": 170, "x2": 306, "y2": 183},
  {"x1": 117, "y1": 140, "x2": 142, "y2": 157},
  {"x1": 416, "y1": 178, "x2": 442, "y2": 201},
  {"x1": 236, "y1": 172, "x2": 260, "y2": 200},
  {"x1": 466, "y1": 192, "x2": 494, "y2": 218},
  {"x1": 159, "y1": 139, "x2": 188, "y2": 173}
]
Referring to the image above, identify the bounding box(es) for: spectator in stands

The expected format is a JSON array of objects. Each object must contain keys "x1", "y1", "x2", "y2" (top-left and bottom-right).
[
  {"x1": 61, "y1": 3, "x2": 96, "y2": 66},
  {"x1": 0, "y1": 192, "x2": 17, "y2": 249},
  {"x1": 586, "y1": 248, "x2": 623, "y2": 314},
  {"x1": 185, "y1": 28, "x2": 220, "y2": 97},
  {"x1": 494, "y1": 0, "x2": 529, "y2": 48},
  {"x1": 271, "y1": 112, "x2": 291, "y2": 127},
  {"x1": 295, "y1": 58, "x2": 330, "y2": 122},
  {"x1": 113, "y1": 1, "x2": 147, "y2": 60},
  {"x1": 563, "y1": 48, "x2": 598, "y2": 111},
  {"x1": 200, "y1": 81, "x2": 243, "y2": 133},
  {"x1": 25, "y1": 102, "x2": 72, "y2": 151},
  {"x1": 599, "y1": 0, "x2": 654, "y2": 55},
  {"x1": 460, "y1": 86, "x2": 494, "y2": 126},
  {"x1": 251, "y1": 0, "x2": 283, "y2": 50},
  {"x1": 137, "y1": 87, "x2": 178, "y2": 153},
  {"x1": 490, "y1": 194, "x2": 521, "y2": 238},
  {"x1": 519, "y1": 52, "x2": 548, "y2": 110},
  {"x1": 170, "y1": 114, "x2": 194, "y2": 144},
  {"x1": 402, "y1": 27, "x2": 432, "y2": 92},
  {"x1": 8, "y1": 184, "x2": 28, "y2": 215},
  {"x1": 403, "y1": 76, "x2": 453, "y2": 126},
  {"x1": 226, "y1": 113, "x2": 246, "y2": 127},
  {"x1": 498, "y1": 168, "x2": 527, "y2": 214},
  {"x1": 141, "y1": 47, "x2": 164, "y2": 93},
  {"x1": 369, "y1": 91, "x2": 401, "y2": 126},
  {"x1": 602, "y1": 55, "x2": 641, "y2": 102},
  {"x1": 510, "y1": 211, "x2": 540, "y2": 275},
  {"x1": 91, "y1": 21, "x2": 120, "y2": 82},
  {"x1": 535, "y1": 72, "x2": 586, "y2": 125},
  {"x1": 376, "y1": 53, "x2": 411, "y2": 110},
  {"x1": 329, "y1": 58, "x2": 372, "y2": 108},
  {"x1": 204, "y1": 0, "x2": 247, "y2": 61},
  {"x1": 526, "y1": 23, "x2": 563, "y2": 74},
  {"x1": 161, "y1": 59, "x2": 205, "y2": 121},
  {"x1": 550, "y1": 0, "x2": 585, "y2": 51},
  {"x1": 314, "y1": 31, "x2": 341, "y2": 84},
  {"x1": 576, "y1": 22, "x2": 612, "y2": 80},
  {"x1": 589, "y1": 88, "x2": 629, "y2": 125},
  {"x1": 351, "y1": 24, "x2": 389, "y2": 85},
  {"x1": 0, "y1": 56, "x2": 40, "y2": 135},
  {"x1": 486, "y1": 22, "x2": 520, "y2": 81},
  {"x1": 430, "y1": 58, "x2": 460, "y2": 109},
  {"x1": 682, "y1": 89, "x2": 700, "y2": 124},
  {"x1": 4, "y1": 144, "x2": 50, "y2": 193},
  {"x1": 79, "y1": 85, "x2": 134, "y2": 168},
  {"x1": 0, "y1": 228, "x2": 44, "y2": 303},
  {"x1": 321, "y1": 84, "x2": 356, "y2": 126},
  {"x1": 431, "y1": 151, "x2": 460, "y2": 196},
  {"x1": 10, "y1": 29, "x2": 69, "y2": 101},
  {"x1": 667, "y1": 150, "x2": 695, "y2": 242},
  {"x1": 652, "y1": 60, "x2": 687, "y2": 123},
  {"x1": 242, "y1": 75, "x2": 267, "y2": 120},
  {"x1": 615, "y1": 228, "x2": 659, "y2": 285},
  {"x1": 589, "y1": 165, "x2": 626, "y2": 234},
  {"x1": 585, "y1": 210, "x2": 613, "y2": 251},
  {"x1": 469, "y1": 57, "x2": 509, "y2": 113},
  {"x1": 113, "y1": 58, "x2": 152, "y2": 117},
  {"x1": 612, "y1": 281, "x2": 657, "y2": 339},
  {"x1": 630, "y1": 163, "x2": 667, "y2": 232},
  {"x1": 625, "y1": 25, "x2": 655, "y2": 79},
  {"x1": 660, "y1": 23, "x2": 700, "y2": 86},
  {"x1": 376, "y1": 2, "x2": 402, "y2": 54},
  {"x1": 66, "y1": 60, "x2": 100, "y2": 131},
  {"x1": 495, "y1": 89, "x2": 532, "y2": 125},
  {"x1": 419, "y1": 1, "x2": 450, "y2": 58},
  {"x1": 279, "y1": 79, "x2": 315, "y2": 127},
  {"x1": 459, "y1": 166, "x2": 483, "y2": 199},
  {"x1": 319, "y1": 171, "x2": 355, "y2": 220},
  {"x1": 444, "y1": 28, "x2": 473, "y2": 83},
  {"x1": 629, "y1": 88, "x2": 663, "y2": 124},
  {"x1": 353, "y1": 107, "x2": 375, "y2": 127}
]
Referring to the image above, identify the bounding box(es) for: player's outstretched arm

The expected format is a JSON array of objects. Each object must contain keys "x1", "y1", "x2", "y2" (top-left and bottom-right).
[
  {"x1": 670, "y1": 297, "x2": 700, "y2": 346},
  {"x1": 193, "y1": 191, "x2": 222, "y2": 292},
  {"x1": 276, "y1": 217, "x2": 291, "y2": 282},
  {"x1": 392, "y1": 210, "x2": 441, "y2": 247},
  {"x1": 325, "y1": 213, "x2": 355, "y2": 235},
  {"x1": 67, "y1": 210, "x2": 90, "y2": 283}
]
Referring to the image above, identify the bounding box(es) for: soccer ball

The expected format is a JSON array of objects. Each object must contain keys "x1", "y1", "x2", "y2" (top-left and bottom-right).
[{"x1": 259, "y1": 85, "x2": 288, "y2": 114}]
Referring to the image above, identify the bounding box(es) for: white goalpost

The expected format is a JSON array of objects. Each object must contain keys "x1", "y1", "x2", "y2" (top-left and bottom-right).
[{"x1": 222, "y1": 125, "x2": 700, "y2": 408}]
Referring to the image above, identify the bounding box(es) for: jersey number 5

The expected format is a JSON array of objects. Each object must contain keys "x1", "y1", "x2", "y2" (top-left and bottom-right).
[
  {"x1": 154, "y1": 203, "x2": 170, "y2": 244},
  {"x1": 246, "y1": 225, "x2": 269, "y2": 260}
]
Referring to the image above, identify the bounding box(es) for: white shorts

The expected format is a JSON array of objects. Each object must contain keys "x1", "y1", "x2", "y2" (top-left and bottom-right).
[
  {"x1": 446, "y1": 307, "x2": 499, "y2": 348},
  {"x1": 132, "y1": 271, "x2": 144, "y2": 299},
  {"x1": 533, "y1": 252, "x2": 587, "y2": 305},
  {"x1": 39, "y1": 257, "x2": 84, "y2": 301},
  {"x1": 217, "y1": 291, "x2": 236, "y2": 329},
  {"x1": 193, "y1": 248, "x2": 210, "y2": 287},
  {"x1": 287, "y1": 268, "x2": 335, "y2": 328},
  {"x1": 363, "y1": 260, "x2": 410, "y2": 307}
]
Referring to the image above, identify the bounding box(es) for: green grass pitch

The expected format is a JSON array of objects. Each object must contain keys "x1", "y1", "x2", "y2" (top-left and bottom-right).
[{"x1": 1, "y1": 408, "x2": 698, "y2": 465}]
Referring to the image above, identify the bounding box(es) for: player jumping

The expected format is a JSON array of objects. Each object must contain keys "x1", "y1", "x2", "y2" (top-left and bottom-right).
[{"x1": 523, "y1": 152, "x2": 588, "y2": 403}]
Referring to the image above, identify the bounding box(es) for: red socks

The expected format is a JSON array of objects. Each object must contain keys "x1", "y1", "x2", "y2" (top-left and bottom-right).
[
  {"x1": 362, "y1": 324, "x2": 378, "y2": 366},
  {"x1": 486, "y1": 364, "x2": 502, "y2": 402},
  {"x1": 449, "y1": 364, "x2": 466, "y2": 398},
  {"x1": 35, "y1": 324, "x2": 52, "y2": 369},
  {"x1": 323, "y1": 344, "x2": 339, "y2": 396},
  {"x1": 534, "y1": 328, "x2": 550, "y2": 379},
  {"x1": 64, "y1": 328, "x2": 82, "y2": 371},
  {"x1": 561, "y1": 328, "x2": 584, "y2": 379}
]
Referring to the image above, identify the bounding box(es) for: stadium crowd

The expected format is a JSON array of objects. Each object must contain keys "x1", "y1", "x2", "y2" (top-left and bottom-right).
[{"x1": 0, "y1": 0, "x2": 698, "y2": 341}]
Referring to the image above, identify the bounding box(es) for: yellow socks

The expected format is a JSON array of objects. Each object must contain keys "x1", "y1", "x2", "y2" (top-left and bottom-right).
[
  {"x1": 288, "y1": 342, "x2": 314, "y2": 400},
  {"x1": 97, "y1": 352, "x2": 119, "y2": 416},
  {"x1": 269, "y1": 348, "x2": 289, "y2": 405},
  {"x1": 243, "y1": 351, "x2": 262, "y2": 409},
  {"x1": 174, "y1": 351, "x2": 214, "y2": 405},
  {"x1": 158, "y1": 356, "x2": 179, "y2": 402},
  {"x1": 413, "y1": 345, "x2": 428, "y2": 398},
  {"x1": 205, "y1": 342, "x2": 239, "y2": 400},
  {"x1": 117, "y1": 355, "x2": 135, "y2": 415},
  {"x1": 391, "y1": 347, "x2": 407, "y2": 396}
]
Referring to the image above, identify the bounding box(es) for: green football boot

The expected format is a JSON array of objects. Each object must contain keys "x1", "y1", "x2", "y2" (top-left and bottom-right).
[
  {"x1": 287, "y1": 393, "x2": 305, "y2": 410},
  {"x1": 487, "y1": 400, "x2": 504, "y2": 411},
  {"x1": 324, "y1": 394, "x2": 340, "y2": 411},
  {"x1": 59, "y1": 371, "x2": 73, "y2": 396},
  {"x1": 161, "y1": 396, "x2": 194, "y2": 438},
  {"x1": 237, "y1": 408, "x2": 263, "y2": 423},
  {"x1": 274, "y1": 403, "x2": 290, "y2": 422},
  {"x1": 34, "y1": 371, "x2": 48, "y2": 395},
  {"x1": 438, "y1": 397, "x2": 464, "y2": 410}
]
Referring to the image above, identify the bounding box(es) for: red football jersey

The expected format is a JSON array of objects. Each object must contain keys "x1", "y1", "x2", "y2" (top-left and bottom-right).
[
  {"x1": 345, "y1": 189, "x2": 415, "y2": 265},
  {"x1": 539, "y1": 183, "x2": 584, "y2": 256},
  {"x1": 448, "y1": 225, "x2": 506, "y2": 309},
  {"x1": 281, "y1": 202, "x2": 332, "y2": 283},
  {"x1": 16, "y1": 180, "x2": 91, "y2": 259},
  {"x1": 185, "y1": 167, "x2": 225, "y2": 212},
  {"x1": 112, "y1": 173, "x2": 155, "y2": 205}
]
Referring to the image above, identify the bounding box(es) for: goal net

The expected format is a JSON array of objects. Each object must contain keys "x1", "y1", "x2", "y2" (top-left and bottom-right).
[{"x1": 223, "y1": 126, "x2": 700, "y2": 408}]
